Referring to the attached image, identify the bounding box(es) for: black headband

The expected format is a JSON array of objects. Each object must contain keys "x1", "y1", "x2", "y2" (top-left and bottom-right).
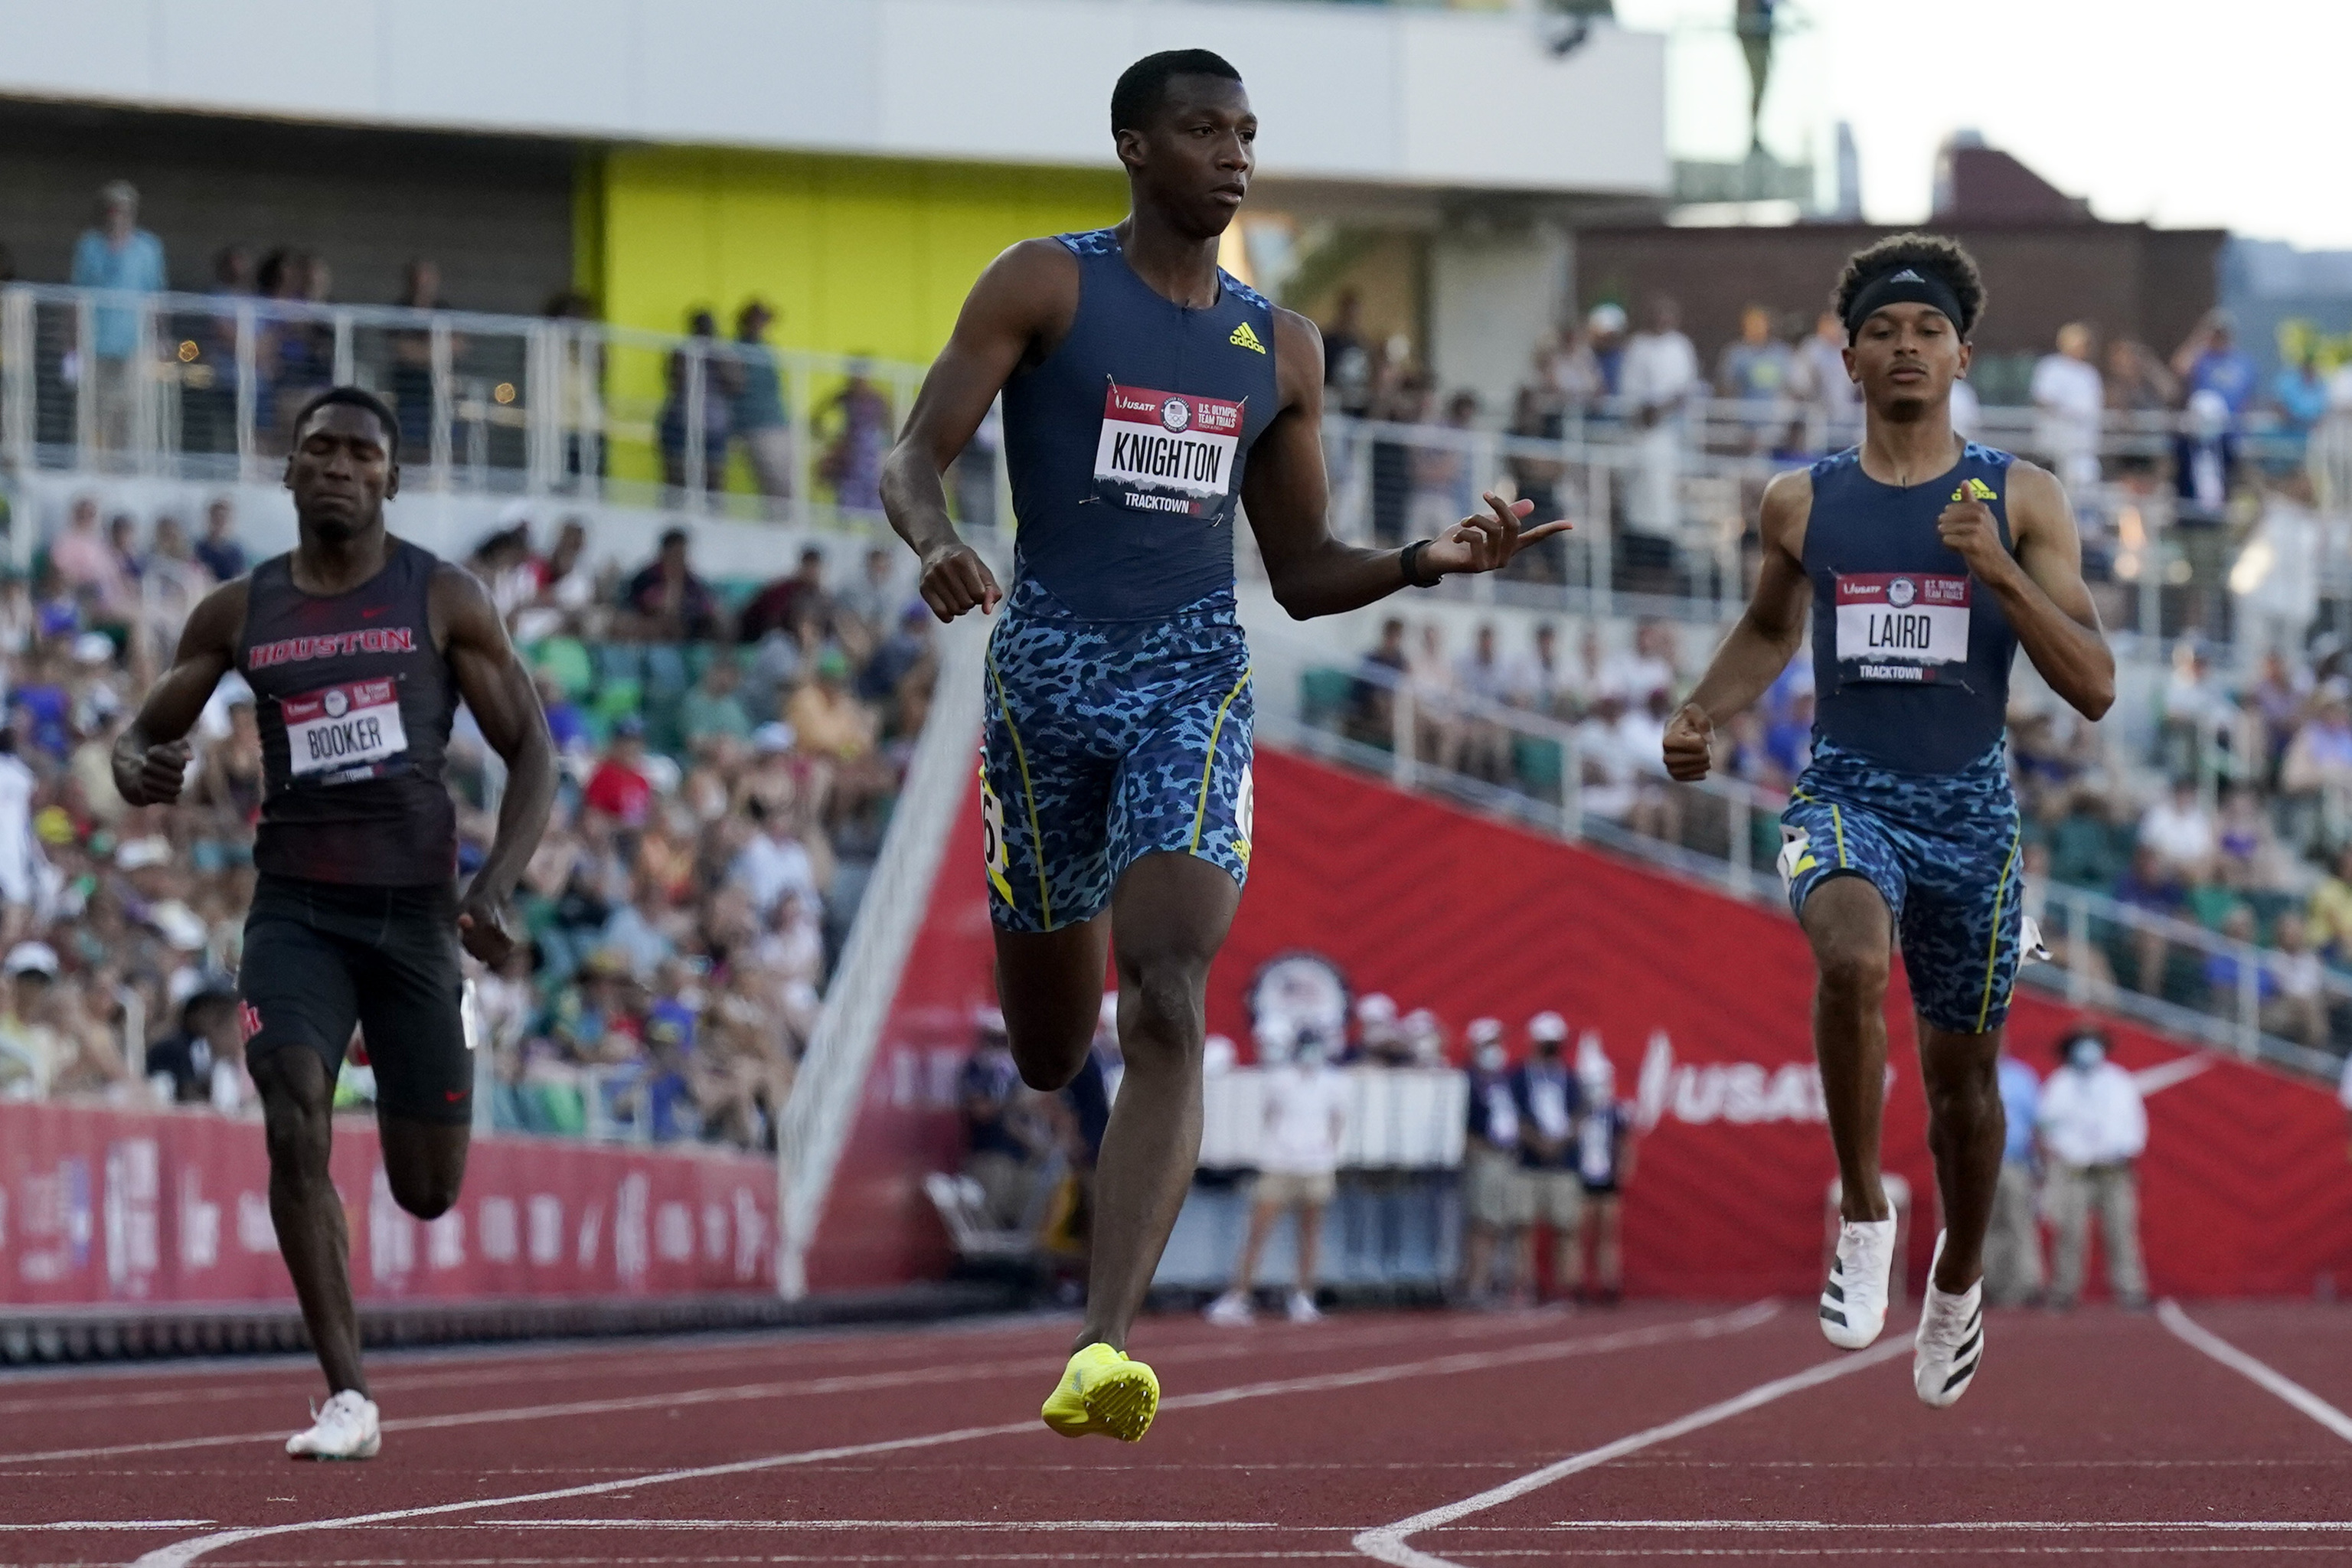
[{"x1": 1844, "y1": 266, "x2": 1965, "y2": 341}]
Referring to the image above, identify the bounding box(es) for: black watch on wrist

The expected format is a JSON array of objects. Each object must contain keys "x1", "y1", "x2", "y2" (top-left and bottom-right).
[{"x1": 1401, "y1": 538, "x2": 1441, "y2": 589}]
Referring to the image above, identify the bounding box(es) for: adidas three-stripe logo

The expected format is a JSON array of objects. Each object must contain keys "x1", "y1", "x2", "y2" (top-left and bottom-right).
[
  {"x1": 1229, "y1": 322, "x2": 1266, "y2": 354},
  {"x1": 1819, "y1": 1257, "x2": 1847, "y2": 1327},
  {"x1": 1942, "y1": 1302, "x2": 1984, "y2": 1393}
]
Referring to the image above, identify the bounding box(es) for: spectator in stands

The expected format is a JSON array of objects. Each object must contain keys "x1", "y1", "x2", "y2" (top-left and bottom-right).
[
  {"x1": 70, "y1": 181, "x2": 168, "y2": 452},
  {"x1": 814, "y1": 361, "x2": 892, "y2": 516},
  {"x1": 1205, "y1": 1018, "x2": 1348, "y2": 1327},
  {"x1": 2173, "y1": 393, "x2": 2239, "y2": 640},
  {"x1": 732, "y1": 299, "x2": 794, "y2": 502},
  {"x1": 2037, "y1": 1024, "x2": 2149, "y2": 1310},
  {"x1": 194, "y1": 497, "x2": 246, "y2": 583},
  {"x1": 1351, "y1": 993, "x2": 1409, "y2": 1067},
  {"x1": 1458, "y1": 1018, "x2": 1526, "y2": 1305},
  {"x1": 1581, "y1": 302, "x2": 1628, "y2": 403},
  {"x1": 2262, "y1": 911, "x2": 2328, "y2": 1050},
  {"x1": 546, "y1": 290, "x2": 606, "y2": 485},
  {"x1": 961, "y1": 1007, "x2": 1040, "y2": 1229},
  {"x1": 2309, "y1": 368, "x2": 2352, "y2": 513},
  {"x1": 51, "y1": 497, "x2": 134, "y2": 625},
  {"x1": 681, "y1": 652, "x2": 752, "y2": 745},
  {"x1": 2281, "y1": 683, "x2": 2352, "y2": 821},
  {"x1": 1321, "y1": 289, "x2": 1374, "y2": 418},
  {"x1": 1716, "y1": 303, "x2": 1793, "y2": 449},
  {"x1": 2304, "y1": 844, "x2": 2352, "y2": 968},
  {"x1": 2173, "y1": 311, "x2": 2259, "y2": 423},
  {"x1": 143, "y1": 988, "x2": 245, "y2": 1109},
  {"x1": 2138, "y1": 775, "x2": 2216, "y2": 888},
  {"x1": 1621, "y1": 298, "x2": 1699, "y2": 540},
  {"x1": 1570, "y1": 1037, "x2": 1634, "y2": 1305},
  {"x1": 1505, "y1": 622, "x2": 1572, "y2": 720},
  {"x1": 2272, "y1": 351, "x2": 2330, "y2": 439},
  {"x1": 1984, "y1": 1044, "x2": 2045, "y2": 1305},
  {"x1": 1602, "y1": 619, "x2": 1679, "y2": 707},
  {"x1": 1511, "y1": 1011, "x2": 1583, "y2": 1304},
  {"x1": 857, "y1": 601, "x2": 936, "y2": 715},
  {"x1": 1789, "y1": 309, "x2": 1857, "y2": 452},
  {"x1": 583, "y1": 717, "x2": 655, "y2": 828},
  {"x1": 730, "y1": 795, "x2": 824, "y2": 919},
  {"x1": 659, "y1": 309, "x2": 740, "y2": 495},
  {"x1": 2031, "y1": 322, "x2": 2104, "y2": 495},
  {"x1": 1409, "y1": 391, "x2": 1479, "y2": 543},
  {"x1": 835, "y1": 546, "x2": 899, "y2": 655},
  {"x1": 2103, "y1": 338, "x2": 2178, "y2": 420},
  {"x1": 1348, "y1": 616, "x2": 1409, "y2": 746},
  {"x1": 626, "y1": 527, "x2": 723, "y2": 642},
  {"x1": 388, "y1": 258, "x2": 449, "y2": 456},
  {"x1": 740, "y1": 546, "x2": 832, "y2": 647},
  {"x1": 1453, "y1": 623, "x2": 1510, "y2": 783},
  {"x1": 1406, "y1": 622, "x2": 1461, "y2": 772},
  {"x1": 0, "y1": 942, "x2": 64, "y2": 1099}
]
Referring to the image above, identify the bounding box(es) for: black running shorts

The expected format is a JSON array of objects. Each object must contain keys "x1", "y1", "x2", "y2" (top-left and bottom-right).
[{"x1": 238, "y1": 874, "x2": 471, "y2": 1124}]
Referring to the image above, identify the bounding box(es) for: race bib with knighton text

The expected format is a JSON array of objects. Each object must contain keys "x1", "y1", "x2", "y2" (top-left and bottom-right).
[
  {"x1": 1834, "y1": 573, "x2": 1973, "y2": 686},
  {"x1": 1092, "y1": 381, "x2": 1243, "y2": 521},
  {"x1": 282, "y1": 678, "x2": 408, "y2": 783}
]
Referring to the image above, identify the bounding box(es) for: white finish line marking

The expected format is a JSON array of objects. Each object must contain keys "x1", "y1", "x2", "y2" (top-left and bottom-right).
[
  {"x1": 2158, "y1": 1300, "x2": 2352, "y2": 1447},
  {"x1": 131, "y1": 1304, "x2": 1777, "y2": 1568},
  {"x1": 1352, "y1": 1337, "x2": 1911, "y2": 1568}
]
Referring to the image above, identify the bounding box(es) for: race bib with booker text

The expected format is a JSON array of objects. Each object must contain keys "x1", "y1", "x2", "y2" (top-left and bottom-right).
[
  {"x1": 1834, "y1": 573, "x2": 1975, "y2": 689},
  {"x1": 1092, "y1": 381, "x2": 1243, "y2": 521},
  {"x1": 281, "y1": 678, "x2": 409, "y2": 785}
]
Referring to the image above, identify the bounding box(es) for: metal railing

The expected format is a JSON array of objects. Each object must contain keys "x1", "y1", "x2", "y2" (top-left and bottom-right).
[{"x1": 1266, "y1": 648, "x2": 2351, "y2": 1084}]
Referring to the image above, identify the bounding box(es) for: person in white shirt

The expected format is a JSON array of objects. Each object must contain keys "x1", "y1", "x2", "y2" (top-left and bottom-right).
[
  {"x1": 2036, "y1": 1024, "x2": 2149, "y2": 1309},
  {"x1": 2030, "y1": 323, "x2": 2105, "y2": 494},
  {"x1": 1205, "y1": 1020, "x2": 1349, "y2": 1327},
  {"x1": 1619, "y1": 298, "x2": 1700, "y2": 536},
  {"x1": 2138, "y1": 776, "x2": 2216, "y2": 887}
]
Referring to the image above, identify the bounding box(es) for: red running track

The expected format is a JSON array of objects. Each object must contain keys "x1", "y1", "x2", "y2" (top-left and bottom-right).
[{"x1": 0, "y1": 1298, "x2": 2347, "y2": 1566}]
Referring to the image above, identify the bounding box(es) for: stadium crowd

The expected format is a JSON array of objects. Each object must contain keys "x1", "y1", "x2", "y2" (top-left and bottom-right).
[{"x1": 0, "y1": 495, "x2": 935, "y2": 1152}]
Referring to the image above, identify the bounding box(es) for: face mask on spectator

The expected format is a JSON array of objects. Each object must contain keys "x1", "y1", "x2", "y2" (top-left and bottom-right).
[
  {"x1": 1294, "y1": 1037, "x2": 1328, "y2": 1066},
  {"x1": 1475, "y1": 1044, "x2": 1506, "y2": 1073},
  {"x1": 2067, "y1": 1037, "x2": 2105, "y2": 1070}
]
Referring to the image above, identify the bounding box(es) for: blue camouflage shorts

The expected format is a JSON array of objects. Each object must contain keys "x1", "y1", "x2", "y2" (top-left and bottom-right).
[
  {"x1": 1779, "y1": 738, "x2": 2024, "y2": 1034},
  {"x1": 980, "y1": 577, "x2": 1254, "y2": 933}
]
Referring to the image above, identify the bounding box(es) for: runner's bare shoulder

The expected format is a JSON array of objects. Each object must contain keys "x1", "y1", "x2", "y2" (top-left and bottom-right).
[{"x1": 1759, "y1": 467, "x2": 1815, "y2": 560}]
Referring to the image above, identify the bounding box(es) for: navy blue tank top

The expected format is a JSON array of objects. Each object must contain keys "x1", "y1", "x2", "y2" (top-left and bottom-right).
[
  {"x1": 1000, "y1": 229, "x2": 1279, "y2": 619},
  {"x1": 1804, "y1": 443, "x2": 2020, "y2": 775}
]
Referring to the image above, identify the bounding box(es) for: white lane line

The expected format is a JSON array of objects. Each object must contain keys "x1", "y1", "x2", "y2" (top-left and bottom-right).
[
  {"x1": 130, "y1": 1304, "x2": 1779, "y2": 1568},
  {"x1": 2158, "y1": 1300, "x2": 2352, "y2": 1446},
  {"x1": 4, "y1": 1305, "x2": 1727, "y2": 1467},
  {"x1": 0, "y1": 1521, "x2": 213, "y2": 1531},
  {"x1": 485, "y1": 1518, "x2": 1285, "y2": 1530},
  {"x1": 1352, "y1": 1337, "x2": 1911, "y2": 1568},
  {"x1": 1534, "y1": 1521, "x2": 2352, "y2": 1533}
]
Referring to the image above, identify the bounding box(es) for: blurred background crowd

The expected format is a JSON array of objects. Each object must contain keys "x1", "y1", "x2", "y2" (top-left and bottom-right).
[{"x1": 0, "y1": 488, "x2": 936, "y2": 1153}]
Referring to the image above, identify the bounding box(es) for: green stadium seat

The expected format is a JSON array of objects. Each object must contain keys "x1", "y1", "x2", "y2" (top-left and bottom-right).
[
  {"x1": 1300, "y1": 667, "x2": 1355, "y2": 727},
  {"x1": 532, "y1": 636, "x2": 595, "y2": 701}
]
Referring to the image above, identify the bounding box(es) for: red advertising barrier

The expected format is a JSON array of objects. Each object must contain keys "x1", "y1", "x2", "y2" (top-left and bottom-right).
[
  {"x1": 809, "y1": 747, "x2": 2352, "y2": 1301},
  {"x1": 2, "y1": 1102, "x2": 778, "y2": 1306},
  {"x1": 1217, "y1": 750, "x2": 2352, "y2": 1301}
]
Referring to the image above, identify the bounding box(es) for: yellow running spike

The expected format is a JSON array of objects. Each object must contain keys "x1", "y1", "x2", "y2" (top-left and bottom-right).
[{"x1": 1040, "y1": 1342, "x2": 1159, "y2": 1442}]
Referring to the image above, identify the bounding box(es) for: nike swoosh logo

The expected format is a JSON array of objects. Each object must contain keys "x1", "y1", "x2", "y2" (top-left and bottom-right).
[
  {"x1": 361, "y1": 606, "x2": 390, "y2": 619},
  {"x1": 444, "y1": 1089, "x2": 466, "y2": 1102}
]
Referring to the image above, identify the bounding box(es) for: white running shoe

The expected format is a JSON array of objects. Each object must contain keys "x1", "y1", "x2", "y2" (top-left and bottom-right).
[
  {"x1": 1913, "y1": 1230, "x2": 1985, "y2": 1410},
  {"x1": 1819, "y1": 1215, "x2": 1897, "y2": 1350},
  {"x1": 1204, "y1": 1290, "x2": 1254, "y2": 1328},
  {"x1": 286, "y1": 1389, "x2": 381, "y2": 1460},
  {"x1": 1285, "y1": 1291, "x2": 1323, "y2": 1325}
]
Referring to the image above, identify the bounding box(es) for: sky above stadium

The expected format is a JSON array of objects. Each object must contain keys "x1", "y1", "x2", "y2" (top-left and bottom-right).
[{"x1": 1621, "y1": 0, "x2": 2350, "y2": 250}]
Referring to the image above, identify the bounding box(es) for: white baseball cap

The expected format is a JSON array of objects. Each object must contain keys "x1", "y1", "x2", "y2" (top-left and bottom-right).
[
  {"x1": 1355, "y1": 991, "x2": 1400, "y2": 1026},
  {"x1": 1466, "y1": 1017, "x2": 1504, "y2": 1046},
  {"x1": 116, "y1": 836, "x2": 172, "y2": 871},
  {"x1": 1527, "y1": 1011, "x2": 1570, "y2": 1043},
  {"x1": 4, "y1": 942, "x2": 58, "y2": 978}
]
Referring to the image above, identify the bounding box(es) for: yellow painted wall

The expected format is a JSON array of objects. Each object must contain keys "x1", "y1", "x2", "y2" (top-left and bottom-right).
[
  {"x1": 588, "y1": 146, "x2": 1126, "y2": 488},
  {"x1": 596, "y1": 146, "x2": 1126, "y2": 358}
]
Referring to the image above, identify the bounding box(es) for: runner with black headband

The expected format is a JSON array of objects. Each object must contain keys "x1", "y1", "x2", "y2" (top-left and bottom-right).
[{"x1": 1661, "y1": 234, "x2": 2113, "y2": 1409}]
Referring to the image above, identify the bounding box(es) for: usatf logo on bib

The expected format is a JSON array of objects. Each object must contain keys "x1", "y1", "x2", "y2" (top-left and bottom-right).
[{"x1": 1093, "y1": 380, "x2": 1245, "y2": 521}]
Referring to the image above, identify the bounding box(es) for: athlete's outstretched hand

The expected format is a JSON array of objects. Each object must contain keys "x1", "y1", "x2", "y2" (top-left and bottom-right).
[
  {"x1": 114, "y1": 738, "x2": 192, "y2": 806},
  {"x1": 919, "y1": 542, "x2": 1003, "y2": 623},
  {"x1": 1661, "y1": 702, "x2": 1715, "y2": 782},
  {"x1": 456, "y1": 893, "x2": 517, "y2": 969},
  {"x1": 1936, "y1": 496, "x2": 2009, "y2": 581},
  {"x1": 1422, "y1": 492, "x2": 1573, "y2": 578}
]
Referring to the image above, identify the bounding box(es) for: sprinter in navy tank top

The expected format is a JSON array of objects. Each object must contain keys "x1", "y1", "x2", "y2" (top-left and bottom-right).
[
  {"x1": 881, "y1": 50, "x2": 1564, "y2": 1442},
  {"x1": 113, "y1": 387, "x2": 555, "y2": 1459},
  {"x1": 1664, "y1": 237, "x2": 2114, "y2": 1412}
]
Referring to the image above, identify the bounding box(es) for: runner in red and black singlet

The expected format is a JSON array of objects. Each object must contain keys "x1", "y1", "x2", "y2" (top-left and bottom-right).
[{"x1": 115, "y1": 386, "x2": 555, "y2": 1460}]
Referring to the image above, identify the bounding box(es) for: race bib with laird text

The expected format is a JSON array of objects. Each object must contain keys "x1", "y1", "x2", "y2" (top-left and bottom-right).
[
  {"x1": 1834, "y1": 573, "x2": 1973, "y2": 687},
  {"x1": 1091, "y1": 380, "x2": 1244, "y2": 521},
  {"x1": 282, "y1": 677, "x2": 409, "y2": 783}
]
